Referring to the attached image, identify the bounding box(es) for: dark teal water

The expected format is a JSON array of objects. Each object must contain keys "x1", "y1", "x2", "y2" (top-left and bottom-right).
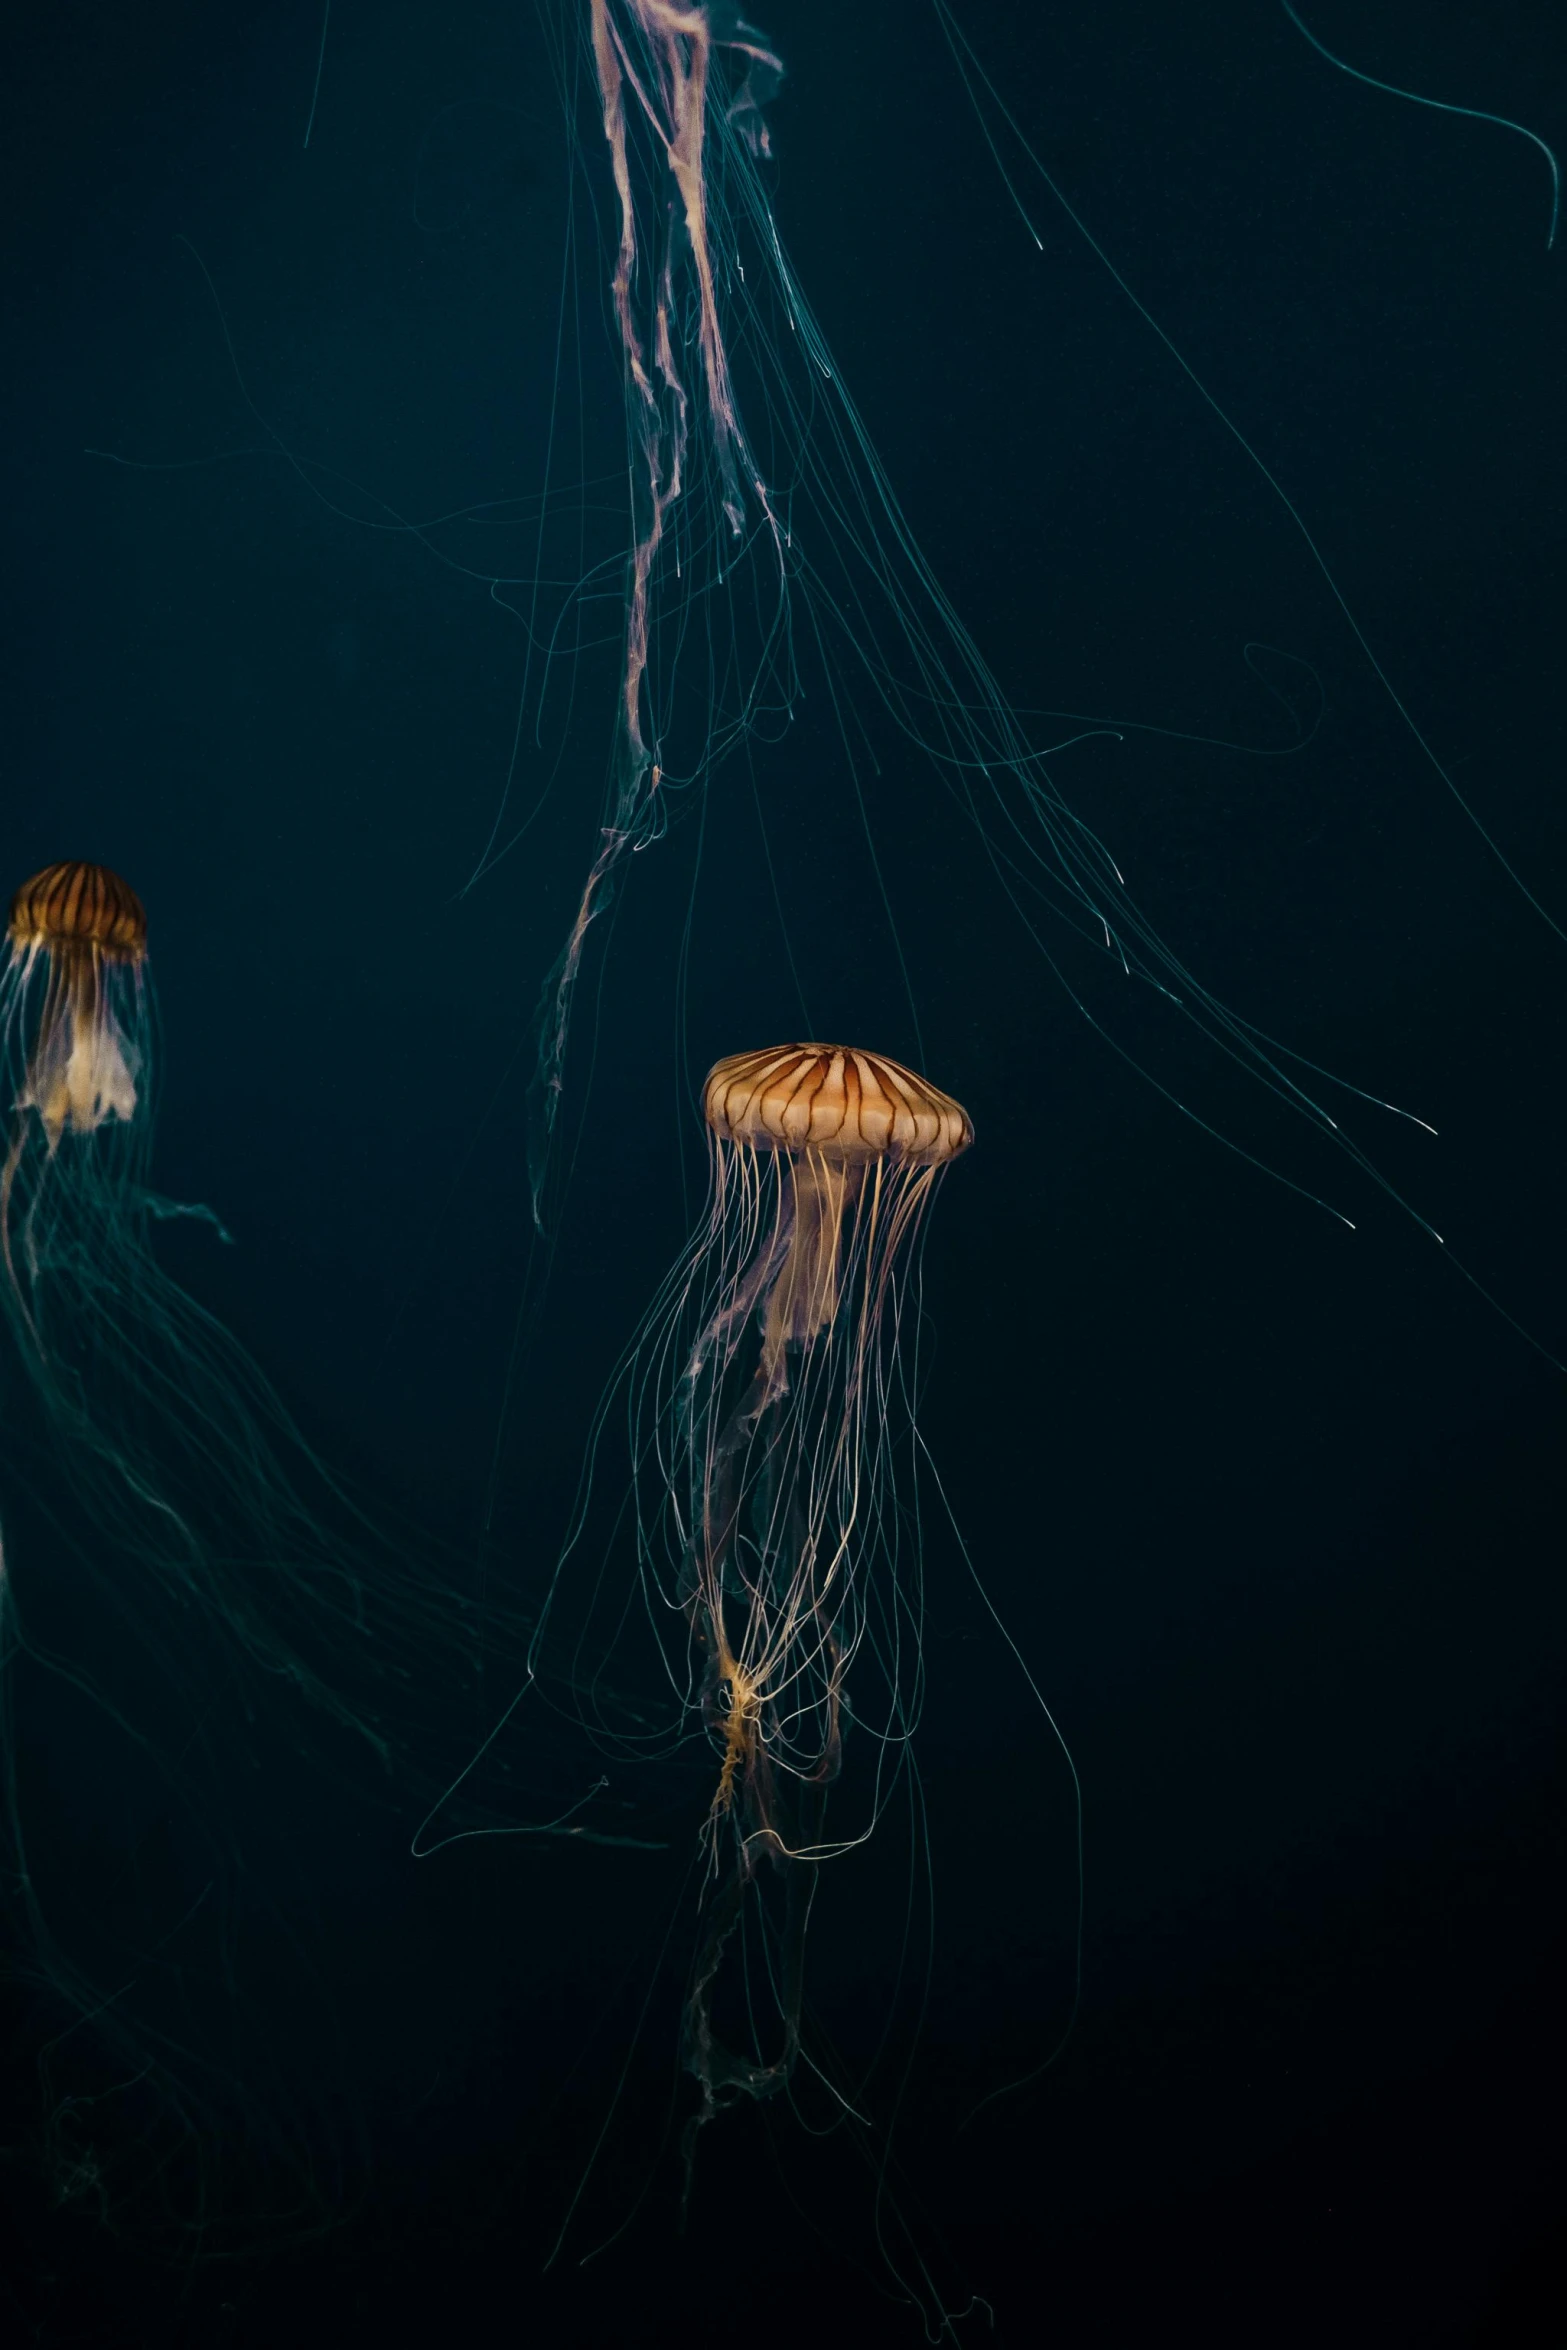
[{"x1": 1, "y1": 4, "x2": 1562, "y2": 2341}]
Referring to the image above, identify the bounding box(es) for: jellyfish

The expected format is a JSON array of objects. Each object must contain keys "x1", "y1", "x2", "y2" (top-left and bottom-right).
[
  {"x1": 516, "y1": 1041, "x2": 971, "y2": 2186},
  {"x1": 0, "y1": 861, "x2": 500, "y2": 2235},
  {"x1": 3, "y1": 860, "x2": 147, "y2": 1169},
  {"x1": 675, "y1": 1044, "x2": 971, "y2": 2146},
  {"x1": 0, "y1": 858, "x2": 383, "y2": 1728}
]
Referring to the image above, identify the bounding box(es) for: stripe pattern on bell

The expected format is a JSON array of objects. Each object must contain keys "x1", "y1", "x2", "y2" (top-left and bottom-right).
[
  {"x1": 703, "y1": 1044, "x2": 973, "y2": 1164},
  {"x1": 8, "y1": 863, "x2": 148, "y2": 959}
]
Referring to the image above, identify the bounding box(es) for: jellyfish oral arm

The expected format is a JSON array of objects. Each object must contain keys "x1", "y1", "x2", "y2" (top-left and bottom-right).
[
  {"x1": 22, "y1": 951, "x2": 140, "y2": 1144},
  {"x1": 529, "y1": 3, "x2": 787, "y2": 1219}
]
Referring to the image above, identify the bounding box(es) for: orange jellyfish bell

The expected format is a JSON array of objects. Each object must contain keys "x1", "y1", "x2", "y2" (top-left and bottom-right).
[
  {"x1": 9, "y1": 861, "x2": 147, "y2": 962},
  {"x1": 7, "y1": 861, "x2": 148, "y2": 1144},
  {"x1": 702, "y1": 1044, "x2": 973, "y2": 1165}
]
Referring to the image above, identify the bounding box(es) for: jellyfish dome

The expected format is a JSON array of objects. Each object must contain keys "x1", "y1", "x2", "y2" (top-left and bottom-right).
[
  {"x1": 7, "y1": 860, "x2": 147, "y2": 1143},
  {"x1": 703, "y1": 1044, "x2": 973, "y2": 1162}
]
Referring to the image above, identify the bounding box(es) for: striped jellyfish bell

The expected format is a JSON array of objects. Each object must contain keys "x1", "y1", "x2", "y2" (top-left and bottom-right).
[{"x1": 702, "y1": 1044, "x2": 973, "y2": 1165}]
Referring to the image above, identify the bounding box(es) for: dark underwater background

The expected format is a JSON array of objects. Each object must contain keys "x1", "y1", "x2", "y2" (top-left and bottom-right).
[{"x1": 1, "y1": 1, "x2": 1562, "y2": 2341}]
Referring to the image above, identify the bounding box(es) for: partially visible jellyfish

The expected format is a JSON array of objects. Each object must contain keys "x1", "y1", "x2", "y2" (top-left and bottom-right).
[
  {"x1": 518, "y1": 0, "x2": 1369, "y2": 1233},
  {"x1": 0, "y1": 859, "x2": 374, "y2": 1730},
  {"x1": 3, "y1": 861, "x2": 146, "y2": 1177},
  {"x1": 0, "y1": 857, "x2": 481, "y2": 1733},
  {"x1": 0, "y1": 860, "x2": 496, "y2": 2238},
  {"x1": 528, "y1": 1043, "x2": 973, "y2": 2186}
]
